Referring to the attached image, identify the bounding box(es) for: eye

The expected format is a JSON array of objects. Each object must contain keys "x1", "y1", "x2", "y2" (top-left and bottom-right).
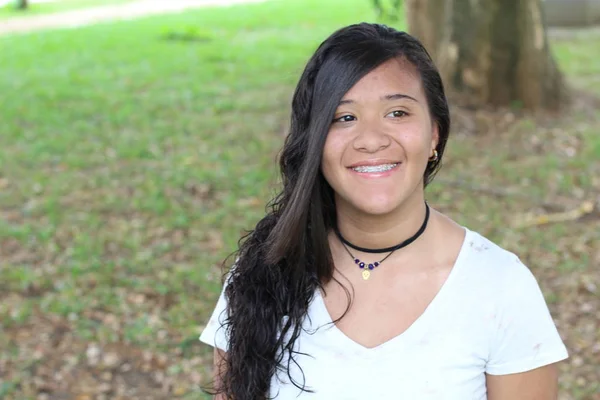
[
  {"x1": 386, "y1": 110, "x2": 408, "y2": 118},
  {"x1": 332, "y1": 115, "x2": 356, "y2": 123}
]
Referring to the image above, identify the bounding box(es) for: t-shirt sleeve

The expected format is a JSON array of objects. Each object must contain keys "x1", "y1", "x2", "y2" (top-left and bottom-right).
[
  {"x1": 485, "y1": 258, "x2": 569, "y2": 375},
  {"x1": 199, "y1": 277, "x2": 230, "y2": 352}
]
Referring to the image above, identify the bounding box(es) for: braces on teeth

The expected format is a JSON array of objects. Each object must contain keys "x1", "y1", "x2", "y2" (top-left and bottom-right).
[{"x1": 352, "y1": 163, "x2": 397, "y2": 173}]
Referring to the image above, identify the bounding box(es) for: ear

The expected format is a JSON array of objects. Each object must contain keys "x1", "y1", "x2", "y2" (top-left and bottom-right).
[{"x1": 431, "y1": 122, "x2": 440, "y2": 152}]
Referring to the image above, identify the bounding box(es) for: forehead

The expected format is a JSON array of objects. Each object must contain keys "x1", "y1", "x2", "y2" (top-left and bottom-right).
[{"x1": 342, "y1": 58, "x2": 424, "y2": 100}]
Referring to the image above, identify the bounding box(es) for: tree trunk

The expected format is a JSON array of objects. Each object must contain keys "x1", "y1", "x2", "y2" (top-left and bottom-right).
[
  {"x1": 406, "y1": 0, "x2": 565, "y2": 111},
  {"x1": 17, "y1": 0, "x2": 29, "y2": 9}
]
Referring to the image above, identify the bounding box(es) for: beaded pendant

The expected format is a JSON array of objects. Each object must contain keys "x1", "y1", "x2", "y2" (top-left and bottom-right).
[{"x1": 354, "y1": 258, "x2": 379, "y2": 280}]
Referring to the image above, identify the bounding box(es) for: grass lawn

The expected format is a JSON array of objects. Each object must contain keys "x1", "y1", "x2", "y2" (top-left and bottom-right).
[
  {"x1": 0, "y1": 0, "x2": 133, "y2": 19},
  {"x1": 0, "y1": 0, "x2": 598, "y2": 398}
]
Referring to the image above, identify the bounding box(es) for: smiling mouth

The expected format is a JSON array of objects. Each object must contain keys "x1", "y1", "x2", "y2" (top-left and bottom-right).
[{"x1": 350, "y1": 163, "x2": 399, "y2": 173}]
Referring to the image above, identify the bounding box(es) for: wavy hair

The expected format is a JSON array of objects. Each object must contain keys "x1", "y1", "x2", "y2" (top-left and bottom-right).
[{"x1": 211, "y1": 22, "x2": 450, "y2": 399}]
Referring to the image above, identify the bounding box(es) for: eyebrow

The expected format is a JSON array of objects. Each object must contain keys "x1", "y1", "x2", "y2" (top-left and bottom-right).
[{"x1": 338, "y1": 93, "x2": 419, "y2": 105}]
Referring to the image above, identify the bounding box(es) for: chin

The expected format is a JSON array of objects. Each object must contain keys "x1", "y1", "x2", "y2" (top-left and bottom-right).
[
  {"x1": 334, "y1": 188, "x2": 411, "y2": 217},
  {"x1": 352, "y1": 197, "x2": 402, "y2": 216}
]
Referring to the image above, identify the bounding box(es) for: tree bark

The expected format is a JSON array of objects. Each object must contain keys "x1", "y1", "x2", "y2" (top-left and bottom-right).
[{"x1": 406, "y1": 0, "x2": 565, "y2": 111}]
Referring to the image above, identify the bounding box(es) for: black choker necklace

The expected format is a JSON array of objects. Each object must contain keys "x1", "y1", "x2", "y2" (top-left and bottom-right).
[{"x1": 334, "y1": 203, "x2": 430, "y2": 280}]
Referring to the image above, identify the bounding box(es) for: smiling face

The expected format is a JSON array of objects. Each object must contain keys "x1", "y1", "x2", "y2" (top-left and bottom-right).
[{"x1": 321, "y1": 58, "x2": 439, "y2": 217}]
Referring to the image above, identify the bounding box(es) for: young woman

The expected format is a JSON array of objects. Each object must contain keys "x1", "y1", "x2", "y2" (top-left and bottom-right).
[{"x1": 200, "y1": 23, "x2": 569, "y2": 399}]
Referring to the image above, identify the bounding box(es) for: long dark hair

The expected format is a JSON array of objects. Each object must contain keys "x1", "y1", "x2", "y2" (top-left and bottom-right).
[{"x1": 214, "y1": 23, "x2": 450, "y2": 399}]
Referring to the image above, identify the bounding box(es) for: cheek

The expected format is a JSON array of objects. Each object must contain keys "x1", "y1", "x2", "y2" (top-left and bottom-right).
[
  {"x1": 321, "y1": 135, "x2": 344, "y2": 174},
  {"x1": 396, "y1": 123, "x2": 433, "y2": 155},
  {"x1": 321, "y1": 136, "x2": 352, "y2": 194},
  {"x1": 320, "y1": 140, "x2": 334, "y2": 185}
]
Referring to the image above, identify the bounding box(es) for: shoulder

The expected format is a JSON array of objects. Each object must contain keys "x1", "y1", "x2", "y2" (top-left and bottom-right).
[
  {"x1": 458, "y1": 232, "x2": 570, "y2": 374},
  {"x1": 463, "y1": 229, "x2": 520, "y2": 267},
  {"x1": 460, "y1": 228, "x2": 540, "y2": 296}
]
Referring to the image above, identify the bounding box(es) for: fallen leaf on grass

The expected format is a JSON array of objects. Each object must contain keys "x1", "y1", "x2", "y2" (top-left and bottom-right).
[{"x1": 515, "y1": 200, "x2": 596, "y2": 227}]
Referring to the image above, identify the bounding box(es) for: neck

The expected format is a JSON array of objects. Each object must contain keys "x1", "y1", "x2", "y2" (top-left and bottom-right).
[{"x1": 334, "y1": 192, "x2": 428, "y2": 251}]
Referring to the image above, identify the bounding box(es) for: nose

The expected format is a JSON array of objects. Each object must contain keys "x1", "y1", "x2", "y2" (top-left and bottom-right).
[{"x1": 352, "y1": 119, "x2": 391, "y2": 153}]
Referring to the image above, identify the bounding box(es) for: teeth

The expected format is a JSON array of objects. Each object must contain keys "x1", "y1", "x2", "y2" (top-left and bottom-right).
[{"x1": 352, "y1": 163, "x2": 398, "y2": 173}]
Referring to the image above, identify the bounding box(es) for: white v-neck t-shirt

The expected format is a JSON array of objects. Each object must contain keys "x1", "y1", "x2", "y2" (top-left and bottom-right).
[{"x1": 200, "y1": 228, "x2": 569, "y2": 399}]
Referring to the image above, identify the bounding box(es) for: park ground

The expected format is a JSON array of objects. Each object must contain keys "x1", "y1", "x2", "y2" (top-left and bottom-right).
[
  {"x1": 0, "y1": 0, "x2": 599, "y2": 398},
  {"x1": 0, "y1": 0, "x2": 134, "y2": 19}
]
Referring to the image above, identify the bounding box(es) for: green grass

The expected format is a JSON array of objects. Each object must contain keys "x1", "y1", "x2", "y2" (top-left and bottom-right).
[
  {"x1": 551, "y1": 28, "x2": 600, "y2": 92},
  {"x1": 0, "y1": 0, "x2": 599, "y2": 398},
  {"x1": 0, "y1": 0, "x2": 133, "y2": 19}
]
